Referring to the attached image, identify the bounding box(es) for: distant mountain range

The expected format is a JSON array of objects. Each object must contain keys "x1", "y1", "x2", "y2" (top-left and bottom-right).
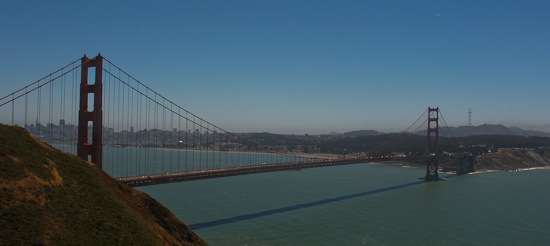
[
  {"x1": 243, "y1": 124, "x2": 550, "y2": 141},
  {"x1": 238, "y1": 124, "x2": 550, "y2": 154},
  {"x1": 342, "y1": 130, "x2": 383, "y2": 137},
  {"x1": 341, "y1": 124, "x2": 550, "y2": 138},
  {"x1": 434, "y1": 124, "x2": 550, "y2": 138}
]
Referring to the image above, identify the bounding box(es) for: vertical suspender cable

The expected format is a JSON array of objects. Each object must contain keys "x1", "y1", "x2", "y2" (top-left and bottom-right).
[
  {"x1": 177, "y1": 107, "x2": 181, "y2": 172},
  {"x1": 192, "y1": 115, "x2": 196, "y2": 170},
  {"x1": 24, "y1": 88, "x2": 28, "y2": 128},
  {"x1": 11, "y1": 94, "x2": 14, "y2": 126},
  {"x1": 145, "y1": 89, "x2": 150, "y2": 174},
  {"x1": 102, "y1": 70, "x2": 106, "y2": 169},
  {"x1": 103, "y1": 67, "x2": 108, "y2": 174},
  {"x1": 170, "y1": 103, "x2": 174, "y2": 173},
  {"x1": 220, "y1": 131, "x2": 223, "y2": 168},
  {"x1": 122, "y1": 75, "x2": 127, "y2": 175},
  {"x1": 110, "y1": 66, "x2": 116, "y2": 176},
  {"x1": 117, "y1": 69, "x2": 122, "y2": 177},
  {"x1": 223, "y1": 131, "x2": 227, "y2": 168},
  {"x1": 162, "y1": 98, "x2": 166, "y2": 173},
  {"x1": 136, "y1": 82, "x2": 141, "y2": 175},
  {"x1": 154, "y1": 93, "x2": 158, "y2": 174},
  {"x1": 70, "y1": 68, "x2": 75, "y2": 152},
  {"x1": 61, "y1": 71, "x2": 65, "y2": 146},
  {"x1": 131, "y1": 76, "x2": 135, "y2": 176},
  {"x1": 125, "y1": 74, "x2": 130, "y2": 176},
  {"x1": 217, "y1": 127, "x2": 221, "y2": 169},
  {"x1": 185, "y1": 111, "x2": 189, "y2": 171},
  {"x1": 105, "y1": 65, "x2": 111, "y2": 175},
  {"x1": 48, "y1": 77, "x2": 53, "y2": 143},
  {"x1": 206, "y1": 125, "x2": 209, "y2": 169},
  {"x1": 198, "y1": 120, "x2": 208, "y2": 169}
]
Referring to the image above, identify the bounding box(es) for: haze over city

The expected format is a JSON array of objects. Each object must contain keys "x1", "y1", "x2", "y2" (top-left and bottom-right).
[{"x1": 1, "y1": 1, "x2": 549, "y2": 134}]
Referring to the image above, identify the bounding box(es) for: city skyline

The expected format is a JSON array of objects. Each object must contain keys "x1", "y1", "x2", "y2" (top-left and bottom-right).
[{"x1": 1, "y1": 1, "x2": 549, "y2": 134}]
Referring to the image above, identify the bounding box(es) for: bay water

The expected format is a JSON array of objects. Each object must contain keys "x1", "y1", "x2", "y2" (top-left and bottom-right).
[
  {"x1": 138, "y1": 163, "x2": 550, "y2": 245},
  {"x1": 53, "y1": 145, "x2": 550, "y2": 245}
]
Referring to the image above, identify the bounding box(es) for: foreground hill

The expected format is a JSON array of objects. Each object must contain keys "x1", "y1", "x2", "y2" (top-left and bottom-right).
[{"x1": 0, "y1": 124, "x2": 206, "y2": 245}]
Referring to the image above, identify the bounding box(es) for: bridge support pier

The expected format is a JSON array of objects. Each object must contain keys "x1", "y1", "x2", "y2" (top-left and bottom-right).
[
  {"x1": 425, "y1": 107, "x2": 441, "y2": 181},
  {"x1": 77, "y1": 54, "x2": 103, "y2": 169}
]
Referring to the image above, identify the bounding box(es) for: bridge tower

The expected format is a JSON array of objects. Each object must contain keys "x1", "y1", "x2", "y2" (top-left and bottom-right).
[
  {"x1": 425, "y1": 107, "x2": 440, "y2": 181},
  {"x1": 77, "y1": 55, "x2": 103, "y2": 169}
]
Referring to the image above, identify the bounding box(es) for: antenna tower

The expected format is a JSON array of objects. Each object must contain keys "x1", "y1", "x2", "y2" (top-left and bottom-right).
[{"x1": 468, "y1": 108, "x2": 472, "y2": 126}]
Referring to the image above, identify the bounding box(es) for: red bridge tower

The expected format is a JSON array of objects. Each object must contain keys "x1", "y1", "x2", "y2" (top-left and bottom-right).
[
  {"x1": 77, "y1": 55, "x2": 103, "y2": 169},
  {"x1": 425, "y1": 107, "x2": 440, "y2": 181}
]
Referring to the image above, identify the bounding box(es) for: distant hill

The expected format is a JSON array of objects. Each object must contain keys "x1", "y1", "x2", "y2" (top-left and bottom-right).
[
  {"x1": 0, "y1": 124, "x2": 206, "y2": 245},
  {"x1": 319, "y1": 133, "x2": 550, "y2": 155},
  {"x1": 342, "y1": 130, "x2": 383, "y2": 137},
  {"x1": 339, "y1": 124, "x2": 550, "y2": 138},
  {"x1": 477, "y1": 148, "x2": 550, "y2": 170},
  {"x1": 235, "y1": 125, "x2": 550, "y2": 155},
  {"x1": 439, "y1": 124, "x2": 550, "y2": 137}
]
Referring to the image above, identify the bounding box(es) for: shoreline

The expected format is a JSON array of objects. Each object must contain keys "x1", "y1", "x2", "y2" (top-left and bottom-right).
[
  {"x1": 107, "y1": 145, "x2": 550, "y2": 172},
  {"x1": 110, "y1": 145, "x2": 336, "y2": 159},
  {"x1": 510, "y1": 166, "x2": 550, "y2": 172}
]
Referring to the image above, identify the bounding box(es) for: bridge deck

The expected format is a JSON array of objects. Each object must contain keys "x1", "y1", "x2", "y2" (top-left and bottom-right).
[{"x1": 119, "y1": 157, "x2": 395, "y2": 187}]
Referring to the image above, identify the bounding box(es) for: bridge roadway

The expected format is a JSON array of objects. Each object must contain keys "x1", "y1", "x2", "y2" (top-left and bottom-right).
[{"x1": 119, "y1": 156, "x2": 401, "y2": 187}]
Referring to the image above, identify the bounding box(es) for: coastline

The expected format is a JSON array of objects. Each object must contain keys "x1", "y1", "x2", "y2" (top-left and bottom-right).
[
  {"x1": 121, "y1": 146, "x2": 337, "y2": 160},
  {"x1": 511, "y1": 166, "x2": 550, "y2": 172}
]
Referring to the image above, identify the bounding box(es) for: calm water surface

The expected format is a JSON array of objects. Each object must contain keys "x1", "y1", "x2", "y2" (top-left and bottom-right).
[{"x1": 138, "y1": 164, "x2": 550, "y2": 245}]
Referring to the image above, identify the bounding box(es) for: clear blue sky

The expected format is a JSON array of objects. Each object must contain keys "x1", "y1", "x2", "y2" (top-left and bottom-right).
[{"x1": 1, "y1": 0, "x2": 549, "y2": 134}]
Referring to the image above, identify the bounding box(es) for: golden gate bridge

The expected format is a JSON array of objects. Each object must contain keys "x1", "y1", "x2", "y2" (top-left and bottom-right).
[{"x1": 0, "y1": 54, "x2": 469, "y2": 186}]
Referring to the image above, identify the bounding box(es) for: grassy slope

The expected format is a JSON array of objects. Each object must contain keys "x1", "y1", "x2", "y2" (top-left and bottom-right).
[
  {"x1": 0, "y1": 124, "x2": 206, "y2": 245},
  {"x1": 477, "y1": 148, "x2": 550, "y2": 170}
]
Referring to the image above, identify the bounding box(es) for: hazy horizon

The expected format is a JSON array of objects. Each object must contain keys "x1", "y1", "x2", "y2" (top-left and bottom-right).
[{"x1": 237, "y1": 123, "x2": 550, "y2": 135}]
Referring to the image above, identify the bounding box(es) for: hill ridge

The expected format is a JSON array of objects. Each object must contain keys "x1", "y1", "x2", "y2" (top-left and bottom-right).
[{"x1": 0, "y1": 124, "x2": 206, "y2": 245}]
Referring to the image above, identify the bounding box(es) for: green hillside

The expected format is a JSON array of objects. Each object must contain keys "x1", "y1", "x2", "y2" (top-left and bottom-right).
[{"x1": 0, "y1": 124, "x2": 206, "y2": 245}]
